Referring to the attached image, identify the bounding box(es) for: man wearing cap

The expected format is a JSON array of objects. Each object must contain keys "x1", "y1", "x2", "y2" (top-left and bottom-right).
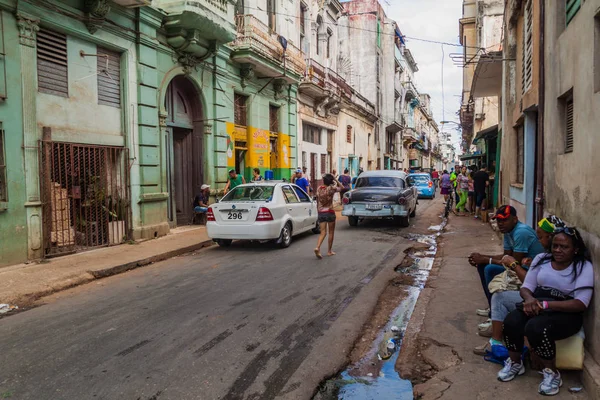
[
  {"x1": 295, "y1": 169, "x2": 311, "y2": 195},
  {"x1": 194, "y1": 184, "x2": 211, "y2": 213},
  {"x1": 468, "y1": 205, "x2": 546, "y2": 315},
  {"x1": 224, "y1": 169, "x2": 246, "y2": 194}
]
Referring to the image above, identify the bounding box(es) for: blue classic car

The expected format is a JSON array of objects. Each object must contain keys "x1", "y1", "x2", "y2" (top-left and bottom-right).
[{"x1": 407, "y1": 173, "x2": 436, "y2": 199}]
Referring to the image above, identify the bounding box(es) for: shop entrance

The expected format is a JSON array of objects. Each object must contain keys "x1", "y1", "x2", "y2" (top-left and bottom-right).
[{"x1": 165, "y1": 76, "x2": 204, "y2": 227}]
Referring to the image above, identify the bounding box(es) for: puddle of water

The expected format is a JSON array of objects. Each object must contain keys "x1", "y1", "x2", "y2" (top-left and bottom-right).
[{"x1": 316, "y1": 224, "x2": 444, "y2": 400}]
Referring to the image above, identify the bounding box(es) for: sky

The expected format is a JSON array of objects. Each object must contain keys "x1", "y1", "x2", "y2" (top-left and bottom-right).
[{"x1": 384, "y1": 0, "x2": 464, "y2": 149}]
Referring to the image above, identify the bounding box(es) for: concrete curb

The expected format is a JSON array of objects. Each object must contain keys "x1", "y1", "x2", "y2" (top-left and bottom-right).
[{"x1": 88, "y1": 239, "x2": 215, "y2": 279}]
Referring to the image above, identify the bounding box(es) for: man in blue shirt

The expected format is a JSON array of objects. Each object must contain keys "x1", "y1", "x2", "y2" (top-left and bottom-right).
[
  {"x1": 294, "y1": 169, "x2": 311, "y2": 195},
  {"x1": 468, "y1": 205, "x2": 545, "y2": 314}
]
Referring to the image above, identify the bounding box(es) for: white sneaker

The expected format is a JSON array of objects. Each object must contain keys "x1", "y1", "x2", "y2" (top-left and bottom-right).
[
  {"x1": 478, "y1": 318, "x2": 492, "y2": 329},
  {"x1": 476, "y1": 308, "x2": 490, "y2": 317},
  {"x1": 538, "y1": 368, "x2": 562, "y2": 396},
  {"x1": 497, "y1": 358, "x2": 525, "y2": 382}
]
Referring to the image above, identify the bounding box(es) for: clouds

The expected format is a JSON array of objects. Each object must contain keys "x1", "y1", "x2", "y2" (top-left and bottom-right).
[{"x1": 385, "y1": 0, "x2": 463, "y2": 145}]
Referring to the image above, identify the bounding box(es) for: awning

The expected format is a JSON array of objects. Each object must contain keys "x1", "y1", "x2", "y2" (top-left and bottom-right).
[
  {"x1": 460, "y1": 153, "x2": 485, "y2": 161},
  {"x1": 471, "y1": 51, "x2": 502, "y2": 98},
  {"x1": 473, "y1": 124, "x2": 499, "y2": 143}
]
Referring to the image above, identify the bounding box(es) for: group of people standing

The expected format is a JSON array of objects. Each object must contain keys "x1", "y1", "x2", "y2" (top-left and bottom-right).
[
  {"x1": 439, "y1": 164, "x2": 491, "y2": 218},
  {"x1": 468, "y1": 205, "x2": 594, "y2": 396}
]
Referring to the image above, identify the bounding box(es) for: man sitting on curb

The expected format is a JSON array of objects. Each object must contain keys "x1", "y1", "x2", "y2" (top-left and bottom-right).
[{"x1": 468, "y1": 205, "x2": 546, "y2": 321}]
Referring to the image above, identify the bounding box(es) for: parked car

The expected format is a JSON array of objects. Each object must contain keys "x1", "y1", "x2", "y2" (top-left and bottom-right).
[
  {"x1": 207, "y1": 182, "x2": 319, "y2": 248},
  {"x1": 407, "y1": 173, "x2": 436, "y2": 199},
  {"x1": 341, "y1": 170, "x2": 418, "y2": 227}
]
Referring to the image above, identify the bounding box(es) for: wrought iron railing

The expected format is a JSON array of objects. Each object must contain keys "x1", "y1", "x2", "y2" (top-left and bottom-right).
[{"x1": 232, "y1": 15, "x2": 306, "y2": 77}]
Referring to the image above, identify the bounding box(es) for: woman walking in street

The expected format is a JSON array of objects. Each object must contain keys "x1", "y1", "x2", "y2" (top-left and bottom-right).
[
  {"x1": 455, "y1": 166, "x2": 469, "y2": 215},
  {"x1": 468, "y1": 171, "x2": 476, "y2": 214},
  {"x1": 440, "y1": 170, "x2": 452, "y2": 201},
  {"x1": 314, "y1": 173, "x2": 343, "y2": 259}
]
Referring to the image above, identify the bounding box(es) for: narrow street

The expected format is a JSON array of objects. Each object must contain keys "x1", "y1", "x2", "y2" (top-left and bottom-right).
[{"x1": 0, "y1": 200, "x2": 440, "y2": 400}]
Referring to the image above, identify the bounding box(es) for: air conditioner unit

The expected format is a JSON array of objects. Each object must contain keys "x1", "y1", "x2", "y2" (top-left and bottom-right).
[
  {"x1": 112, "y1": 0, "x2": 151, "y2": 7},
  {"x1": 475, "y1": 113, "x2": 486, "y2": 120}
]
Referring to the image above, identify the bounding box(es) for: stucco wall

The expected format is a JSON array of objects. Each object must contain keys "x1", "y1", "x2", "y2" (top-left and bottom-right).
[
  {"x1": 0, "y1": 11, "x2": 29, "y2": 267},
  {"x1": 544, "y1": 0, "x2": 600, "y2": 364}
]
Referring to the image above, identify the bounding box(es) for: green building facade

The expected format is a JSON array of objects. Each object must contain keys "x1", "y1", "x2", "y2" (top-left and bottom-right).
[{"x1": 0, "y1": 0, "x2": 301, "y2": 267}]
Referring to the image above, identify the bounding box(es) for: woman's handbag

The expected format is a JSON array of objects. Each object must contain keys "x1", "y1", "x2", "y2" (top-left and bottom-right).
[{"x1": 488, "y1": 269, "x2": 521, "y2": 294}]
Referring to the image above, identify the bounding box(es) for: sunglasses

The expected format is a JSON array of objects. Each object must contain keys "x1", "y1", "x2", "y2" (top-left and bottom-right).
[{"x1": 554, "y1": 226, "x2": 581, "y2": 239}]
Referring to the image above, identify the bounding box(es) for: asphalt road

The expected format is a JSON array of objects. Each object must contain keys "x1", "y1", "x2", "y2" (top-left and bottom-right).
[{"x1": 0, "y1": 199, "x2": 438, "y2": 400}]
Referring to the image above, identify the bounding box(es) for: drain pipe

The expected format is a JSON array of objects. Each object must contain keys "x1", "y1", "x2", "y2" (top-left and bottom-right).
[{"x1": 535, "y1": 0, "x2": 545, "y2": 222}]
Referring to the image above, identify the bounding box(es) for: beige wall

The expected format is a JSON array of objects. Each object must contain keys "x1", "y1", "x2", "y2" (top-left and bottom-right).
[{"x1": 544, "y1": 0, "x2": 600, "y2": 365}]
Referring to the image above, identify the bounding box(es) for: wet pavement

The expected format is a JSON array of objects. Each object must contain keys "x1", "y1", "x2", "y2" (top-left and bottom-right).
[{"x1": 315, "y1": 220, "x2": 445, "y2": 400}]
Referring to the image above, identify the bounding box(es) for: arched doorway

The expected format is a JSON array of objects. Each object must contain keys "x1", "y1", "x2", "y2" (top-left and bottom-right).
[{"x1": 165, "y1": 76, "x2": 204, "y2": 226}]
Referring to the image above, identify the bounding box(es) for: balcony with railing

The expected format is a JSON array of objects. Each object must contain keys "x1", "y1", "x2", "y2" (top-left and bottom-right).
[
  {"x1": 300, "y1": 59, "x2": 352, "y2": 99},
  {"x1": 395, "y1": 45, "x2": 403, "y2": 65},
  {"x1": 230, "y1": 15, "x2": 306, "y2": 81},
  {"x1": 402, "y1": 80, "x2": 419, "y2": 101},
  {"x1": 159, "y1": 0, "x2": 237, "y2": 54}
]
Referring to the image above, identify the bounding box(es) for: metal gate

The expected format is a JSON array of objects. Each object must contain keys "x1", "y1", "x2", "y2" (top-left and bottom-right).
[{"x1": 40, "y1": 141, "x2": 131, "y2": 256}]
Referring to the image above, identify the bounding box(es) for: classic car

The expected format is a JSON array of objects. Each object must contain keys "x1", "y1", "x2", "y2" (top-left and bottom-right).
[
  {"x1": 341, "y1": 170, "x2": 418, "y2": 227},
  {"x1": 407, "y1": 173, "x2": 436, "y2": 199}
]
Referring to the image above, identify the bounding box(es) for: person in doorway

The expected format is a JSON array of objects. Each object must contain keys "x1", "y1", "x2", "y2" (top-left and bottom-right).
[
  {"x1": 295, "y1": 169, "x2": 311, "y2": 195},
  {"x1": 339, "y1": 169, "x2": 352, "y2": 195},
  {"x1": 440, "y1": 170, "x2": 452, "y2": 201},
  {"x1": 314, "y1": 173, "x2": 343, "y2": 259},
  {"x1": 252, "y1": 168, "x2": 263, "y2": 182},
  {"x1": 194, "y1": 184, "x2": 211, "y2": 213},
  {"x1": 473, "y1": 164, "x2": 490, "y2": 219},
  {"x1": 474, "y1": 215, "x2": 563, "y2": 351},
  {"x1": 455, "y1": 166, "x2": 469, "y2": 215},
  {"x1": 431, "y1": 169, "x2": 439, "y2": 192},
  {"x1": 498, "y1": 227, "x2": 594, "y2": 396},
  {"x1": 224, "y1": 169, "x2": 246, "y2": 194},
  {"x1": 468, "y1": 206, "x2": 546, "y2": 317}
]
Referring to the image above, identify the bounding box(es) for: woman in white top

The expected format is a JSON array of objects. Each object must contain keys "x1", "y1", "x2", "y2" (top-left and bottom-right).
[{"x1": 496, "y1": 226, "x2": 594, "y2": 396}]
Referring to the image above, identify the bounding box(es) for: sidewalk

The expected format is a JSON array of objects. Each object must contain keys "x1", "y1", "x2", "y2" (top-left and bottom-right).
[
  {"x1": 0, "y1": 226, "x2": 212, "y2": 307},
  {"x1": 396, "y1": 214, "x2": 589, "y2": 399}
]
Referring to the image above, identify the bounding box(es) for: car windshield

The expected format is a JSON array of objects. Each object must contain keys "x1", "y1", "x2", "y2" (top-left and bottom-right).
[
  {"x1": 409, "y1": 175, "x2": 430, "y2": 184},
  {"x1": 221, "y1": 185, "x2": 275, "y2": 202},
  {"x1": 355, "y1": 177, "x2": 404, "y2": 188}
]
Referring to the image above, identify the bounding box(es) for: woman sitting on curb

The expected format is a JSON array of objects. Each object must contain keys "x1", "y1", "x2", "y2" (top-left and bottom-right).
[{"x1": 497, "y1": 226, "x2": 594, "y2": 396}]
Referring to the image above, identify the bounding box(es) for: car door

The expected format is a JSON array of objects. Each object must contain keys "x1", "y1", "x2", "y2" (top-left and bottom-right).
[
  {"x1": 292, "y1": 184, "x2": 316, "y2": 231},
  {"x1": 281, "y1": 185, "x2": 305, "y2": 232}
]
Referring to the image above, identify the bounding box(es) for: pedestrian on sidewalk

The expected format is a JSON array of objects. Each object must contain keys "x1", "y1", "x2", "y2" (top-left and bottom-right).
[
  {"x1": 498, "y1": 226, "x2": 594, "y2": 396},
  {"x1": 224, "y1": 169, "x2": 246, "y2": 194},
  {"x1": 339, "y1": 169, "x2": 352, "y2": 195},
  {"x1": 455, "y1": 166, "x2": 469, "y2": 215},
  {"x1": 473, "y1": 164, "x2": 490, "y2": 219},
  {"x1": 431, "y1": 168, "x2": 439, "y2": 192},
  {"x1": 295, "y1": 169, "x2": 312, "y2": 196},
  {"x1": 440, "y1": 170, "x2": 452, "y2": 201},
  {"x1": 194, "y1": 184, "x2": 211, "y2": 213},
  {"x1": 252, "y1": 168, "x2": 263, "y2": 182},
  {"x1": 474, "y1": 215, "x2": 561, "y2": 353},
  {"x1": 467, "y1": 171, "x2": 476, "y2": 214},
  {"x1": 314, "y1": 173, "x2": 342, "y2": 259},
  {"x1": 468, "y1": 206, "x2": 546, "y2": 317}
]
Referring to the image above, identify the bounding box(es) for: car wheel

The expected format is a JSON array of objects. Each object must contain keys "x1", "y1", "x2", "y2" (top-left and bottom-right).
[
  {"x1": 216, "y1": 239, "x2": 232, "y2": 247},
  {"x1": 399, "y1": 213, "x2": 410, "y2": 227},
  {"x1": 348, "y1": 216, "x2": 359, "y2": 227},
  {"x1": 312, "y1": 221, "x2": 321, "y2": 234},
  {"x1": 410, "y1": 205, "x2": 416, "y2": 218},
  {"x1": 279, "y1": 222, "x2": 292, "y2": 248}
]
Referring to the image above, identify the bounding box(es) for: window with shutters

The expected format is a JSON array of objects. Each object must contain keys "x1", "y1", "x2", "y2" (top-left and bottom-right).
[
  {"x1": 522, "y1": 0, "x2": 533, "y2": 95},
  {"x1": 234, "y1": 94, "x2": 248, "y2": 126},
  {"x1": 565, "y1": 96, "x2": 574, "y2": 153},
  {"x1": 97, "y1": 47, "x2": 121, "y2": 107},
  {"x1": 566, "y1": 0, "x2": 581, "y2": 26},
  {"x1": 37, "y1": 28, "x2": 68, "y2": 97},
  {"x1": 0, "y1": 123, "x2": 6, "y2": 202},
  {"x1": 269, "y1": 104, "x2": 279, "y2": 133},
  {"x1": 346, "y1": 125, "x2": 352, "y2": 143},
  {"x1": 300, "y1": 3, "x2": 307, "y2": 53},
  {"x1": 516, "y1": 125, "x2": 524, "y2": 184},
  {"x1": 0, "y1": 12, "x2": 7, "y2": 101},
  {"x1": 320, "y1": 154, "x2": 326, "y2": 175},
  {"x1": 303, "y1": 123, "x2": 321, "y2": 144}
]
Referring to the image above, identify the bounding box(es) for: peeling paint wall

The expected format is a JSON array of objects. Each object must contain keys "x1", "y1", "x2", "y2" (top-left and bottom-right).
[{"x1": 544, "y1": 0, "x2": 600, "y2": 365}]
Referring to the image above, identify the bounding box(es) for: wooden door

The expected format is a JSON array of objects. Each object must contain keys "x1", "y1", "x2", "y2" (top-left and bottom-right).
[{"x1": 173, "y1": 128, "x2": 193, "y2": 224}]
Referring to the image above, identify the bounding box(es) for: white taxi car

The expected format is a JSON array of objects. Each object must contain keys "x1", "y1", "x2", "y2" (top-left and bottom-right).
[{"x1": 206, "y1": 182, "x2": 320, "y2": 248}]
